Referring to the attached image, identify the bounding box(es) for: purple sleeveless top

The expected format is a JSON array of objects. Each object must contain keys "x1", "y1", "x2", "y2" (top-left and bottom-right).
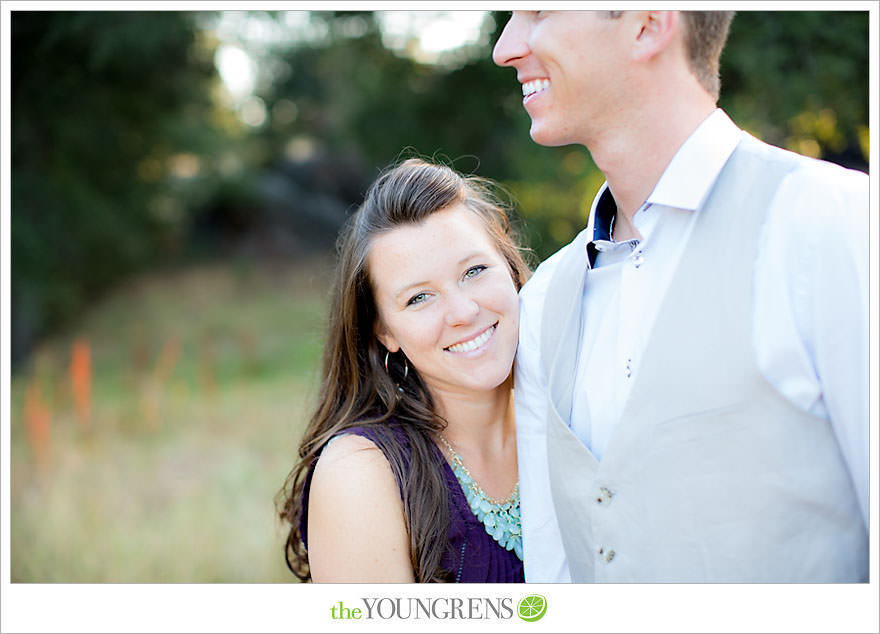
[{"x1": 300, "y1": 422, "x2": 524, "y2": 583}]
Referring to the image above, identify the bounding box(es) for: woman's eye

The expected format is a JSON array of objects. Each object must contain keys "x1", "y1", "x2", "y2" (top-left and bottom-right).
[
  {"x1": 407, "y1": 293, "x2": 427, "y2": 306},
  {"x1": 464, "y1": 265, "x2": 487, "y2": 279}
]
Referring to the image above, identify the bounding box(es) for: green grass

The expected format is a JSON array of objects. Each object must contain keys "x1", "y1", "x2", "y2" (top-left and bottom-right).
[{"x1": 10, "y1": 256, "x2": 335, "y2": 582}]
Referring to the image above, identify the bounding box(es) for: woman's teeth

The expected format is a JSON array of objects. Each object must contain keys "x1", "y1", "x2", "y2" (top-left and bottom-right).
[{"x1": 446, "y1": 325, "x2": 496, "y2": 353}]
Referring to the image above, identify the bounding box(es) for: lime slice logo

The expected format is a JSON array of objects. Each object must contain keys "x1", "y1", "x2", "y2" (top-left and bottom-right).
[{"x1": 517, "y1": 594, "x2": 547, "y2": 622}]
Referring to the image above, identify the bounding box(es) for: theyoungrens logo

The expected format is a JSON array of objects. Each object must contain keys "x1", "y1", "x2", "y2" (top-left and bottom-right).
[
  {"x1": 329, "y1": 595, "x2": 546, "y2": 622},
  {"x1": 516, "y1": 594, "x2": 547, "y2": 622}
]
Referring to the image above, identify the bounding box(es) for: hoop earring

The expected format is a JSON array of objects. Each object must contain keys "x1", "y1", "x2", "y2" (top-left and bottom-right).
[{"x1": 384, "y1": 350, "x2": 409, "y2": 386}]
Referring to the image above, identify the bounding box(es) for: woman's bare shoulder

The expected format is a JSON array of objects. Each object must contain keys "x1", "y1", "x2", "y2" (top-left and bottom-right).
[
  {"x1": 310, "y1": 432, "x2": 399, "y2": 504},
  {"x1": 307, "y1": 431, "x2": 413, "y2": 582}
]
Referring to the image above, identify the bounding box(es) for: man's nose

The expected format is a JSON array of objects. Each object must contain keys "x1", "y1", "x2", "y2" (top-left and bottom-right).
[{"x1": 492, "y1": 12, "x2": 529, "y2": 68}]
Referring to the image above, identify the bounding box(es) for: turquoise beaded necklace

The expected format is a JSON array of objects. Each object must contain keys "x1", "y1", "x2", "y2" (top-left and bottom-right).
[{"x1": 438, "y1": 434, "x2": 523, "y2": 561}]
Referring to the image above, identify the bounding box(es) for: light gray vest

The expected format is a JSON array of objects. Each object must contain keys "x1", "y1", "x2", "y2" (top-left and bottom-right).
[{"x1": 541, "y1": 134, "x2": 868, "y2": 582}]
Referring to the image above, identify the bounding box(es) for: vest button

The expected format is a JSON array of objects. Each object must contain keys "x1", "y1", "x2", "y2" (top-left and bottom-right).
[
  {"x1": 595, "y1": 487, "x2": 614, "y2": 504},
  {"x1": 598, "y1": 546, "x2": 615, "y2": 563}
]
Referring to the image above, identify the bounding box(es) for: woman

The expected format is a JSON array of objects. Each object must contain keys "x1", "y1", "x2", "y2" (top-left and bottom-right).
[{"x1": 276, "y1": 158, "x2": 531, "y2": 582}]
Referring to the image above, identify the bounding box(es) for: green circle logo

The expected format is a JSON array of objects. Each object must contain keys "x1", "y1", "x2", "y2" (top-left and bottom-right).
[{"x1": 517, "y1": 594, "x2": 547, "y2": 622}]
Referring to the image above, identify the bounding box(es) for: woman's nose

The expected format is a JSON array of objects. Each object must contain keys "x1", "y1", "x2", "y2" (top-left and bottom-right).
[{"x1": 444, "y1": 291, "x2": 480, "y2": 327}]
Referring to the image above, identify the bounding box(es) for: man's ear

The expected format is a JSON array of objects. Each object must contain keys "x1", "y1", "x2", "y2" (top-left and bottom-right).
[
  {"x1": 374, "y1": 321, "x2": 400, "y2": 354},
  {"x1": 631, "y1": 10, "x2": 679, "y2": 62}
]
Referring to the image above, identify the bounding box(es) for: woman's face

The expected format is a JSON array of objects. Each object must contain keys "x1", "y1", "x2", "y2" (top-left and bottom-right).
[{"x1": 368, "y1": 204, "x2": 520, "y2": 400}]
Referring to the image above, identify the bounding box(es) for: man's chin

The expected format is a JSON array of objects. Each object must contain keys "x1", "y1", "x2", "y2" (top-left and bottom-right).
[{"x1": 529, "y1": 126, "x2": 570, "y2": 148}]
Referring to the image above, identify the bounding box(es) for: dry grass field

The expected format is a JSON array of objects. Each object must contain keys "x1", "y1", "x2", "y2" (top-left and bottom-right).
[{"x1": 9, "y1": 256, "x2": 335, "y2": 582}]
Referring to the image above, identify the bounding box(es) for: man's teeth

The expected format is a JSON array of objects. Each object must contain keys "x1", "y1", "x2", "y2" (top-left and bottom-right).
[
  {"x1": 446, "y1": 325, "x2": 496, "y2": 353},
  {"x1": 522, "y1": 79, "x2": 550, "y2": 97}
]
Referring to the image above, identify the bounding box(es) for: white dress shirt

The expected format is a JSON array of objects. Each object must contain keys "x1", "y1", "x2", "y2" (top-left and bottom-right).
[{"x1": 514, "y1": 109, "x2": 870, "y2": 582}]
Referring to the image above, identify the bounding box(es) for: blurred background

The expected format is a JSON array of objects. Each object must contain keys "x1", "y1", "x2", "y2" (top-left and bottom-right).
[{"x1": 8, "y1": 10, "x2": 869, "y2": 582}]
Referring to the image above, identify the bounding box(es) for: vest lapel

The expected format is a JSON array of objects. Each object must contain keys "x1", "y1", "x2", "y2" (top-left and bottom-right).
[
  {"x1": 540, "y1": 227, "x2": 590, "y2": 424},
  {"x1": 539, "y1": 227, "x2": 601, "y2": 581}
]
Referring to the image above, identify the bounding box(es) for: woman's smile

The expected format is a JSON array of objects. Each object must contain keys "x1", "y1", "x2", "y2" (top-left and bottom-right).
[
  {"x1": 368, "y1": 204, "x2": 520, "y2": 397},
  {"x1": 444, "y1": 322, "x2": 497, "y2": 355}
]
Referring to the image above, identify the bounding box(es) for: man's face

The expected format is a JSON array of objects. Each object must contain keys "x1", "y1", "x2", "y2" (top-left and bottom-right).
[{"x1": 492, "y1": 11, "x2": 626, "y2": 147}]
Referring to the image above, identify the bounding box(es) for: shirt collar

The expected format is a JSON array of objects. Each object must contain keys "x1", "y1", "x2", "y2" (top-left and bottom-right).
[
  {"x1": 586, "y1": 108, "x2": 743, "y2": 266},
  {"x1": 586, "y1": 184, "x2": 617, "y2": 266},
  {"x1": 647, "y1": 108, "x2": 743, "y2": 211}
]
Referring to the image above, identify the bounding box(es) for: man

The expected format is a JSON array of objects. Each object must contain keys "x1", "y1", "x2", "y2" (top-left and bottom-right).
[{"x1": 494, "y1": 11, "x2": 868, "y2": 582}]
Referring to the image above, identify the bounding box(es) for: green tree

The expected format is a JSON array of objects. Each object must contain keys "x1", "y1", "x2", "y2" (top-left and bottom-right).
[
  {"x1": 10, "y1": 10, "x2": 869, "y2": 363},
  {"x1": 11, "y1": 12, "x2": 222, "y2": 363},
  {"x1": 720, "y1": 10, "x2": 868, "y2": 168}
]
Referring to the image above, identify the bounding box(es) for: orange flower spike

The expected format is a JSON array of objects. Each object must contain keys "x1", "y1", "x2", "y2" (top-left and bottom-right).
[
  {"x1": 70, "y1": 338, "x2": 92, "y2": 427},
  {"x1": 154, "y1": 337, "x2": 181, "y2": 384},
  {"x1": 24, "y1": 379, "x2": 51, "y2": 468}
]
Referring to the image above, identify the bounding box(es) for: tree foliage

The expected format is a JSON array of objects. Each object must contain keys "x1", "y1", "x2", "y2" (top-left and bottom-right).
[
  {"x1": 11, "y1": 12, "x2": 224, "y2": 362},
  {"x1": 720, "y1": 11, "x2": 868, "y2": 168},
  {"x1": 10, "y1": 10, "x2": 869, "y2": 364}
]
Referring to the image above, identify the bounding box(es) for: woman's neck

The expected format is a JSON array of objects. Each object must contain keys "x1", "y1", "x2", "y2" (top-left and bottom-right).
[{"x1": 431, "y1": 376, "x2": 515, "y2": 459}]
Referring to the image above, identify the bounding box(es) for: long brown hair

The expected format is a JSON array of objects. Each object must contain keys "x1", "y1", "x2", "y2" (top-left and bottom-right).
[{"x1": 276, "y1": 158, "x2": 531, "y2": 582}]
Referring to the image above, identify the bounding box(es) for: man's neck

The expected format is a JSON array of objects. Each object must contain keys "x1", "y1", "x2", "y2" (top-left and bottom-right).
[{"x1": 590, "y1": 98, "x2": 717, "y2": 239}]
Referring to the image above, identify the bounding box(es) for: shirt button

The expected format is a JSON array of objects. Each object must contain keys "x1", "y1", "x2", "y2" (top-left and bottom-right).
[
  {"x1": 625, "y1": 358, "x2": 632, "y2": 378},
  {"x1": 595, "y1": 487, "x2": 614, "y2": 505},
  {"x1": 598, "y1": 546, "x2": 615, "y2": 563},
  {"x1": 633, "y1": 252, "x2": 645, "y2": 268}
]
